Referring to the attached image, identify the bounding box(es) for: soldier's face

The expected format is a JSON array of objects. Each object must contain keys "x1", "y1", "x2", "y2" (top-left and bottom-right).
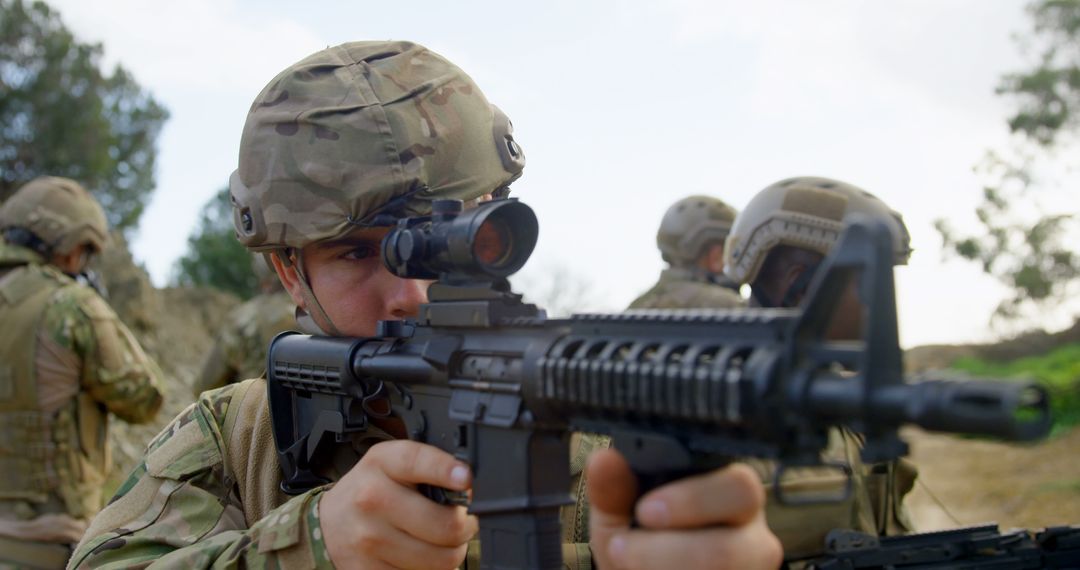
[
  {"x1": 51, "y1": 244, "x2": 93, "y2": 275},
  {"x1": 278, "y1": 226, "x2": 430, "y2": 337}
]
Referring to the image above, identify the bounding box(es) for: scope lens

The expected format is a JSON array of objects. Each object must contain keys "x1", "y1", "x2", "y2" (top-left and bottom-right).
[{"x1": 473, "y1": 218, "x2": 513, "y2": 268}]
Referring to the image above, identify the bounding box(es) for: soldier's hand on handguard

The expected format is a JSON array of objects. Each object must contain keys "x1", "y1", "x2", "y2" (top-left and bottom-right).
[
  {"x1": 587, "y1": 449, "x2": 782, "y2": 570},
  {"x1": 319, "y1": 440, "x2": 478, "y2": 570}
]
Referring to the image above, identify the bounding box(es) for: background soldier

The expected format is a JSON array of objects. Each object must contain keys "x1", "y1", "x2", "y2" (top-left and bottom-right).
[
  {"x1": 723, "y1": 175, "x2": 918, "y2": 563},
  {"x1": 629, "y1": 195, "x2": 744, "y2": 309},
  {"x1": 70, "y1": 41, "x2": 781, "y2": 570},
  {"x1": 0, "y1": 177, "x2": 164, "y2": 569},
  {"x1": 192, "y1": 254, "x2": 295, "y2": 396}
]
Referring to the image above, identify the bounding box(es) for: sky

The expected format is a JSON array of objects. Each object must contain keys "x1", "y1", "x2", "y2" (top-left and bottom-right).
[{"x1": 43, "y1": 0, "x2": 1079, "y2": 348}]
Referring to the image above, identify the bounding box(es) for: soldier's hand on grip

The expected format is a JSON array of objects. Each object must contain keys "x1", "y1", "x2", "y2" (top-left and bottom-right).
[
  {"x1": 319, "y1": 440, "x2": 478, "y2": 570},
  {"x1": 587, "y1": 449, "x2": 783, "y2": 570}
]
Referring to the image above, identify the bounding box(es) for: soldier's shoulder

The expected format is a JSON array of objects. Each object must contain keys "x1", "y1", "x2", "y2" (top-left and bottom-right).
[
  {"x1": 630, "y1": 271, "x2": 745, "y2": 309},
  {"x1": 70, "y1": 381, "x2": 267, "y2": 567},
  {"x1": 0, "y1": 240, "x2": 45, "y2": 265},
  {"x1": 663, "y1": 277, "x2": 741, "y2": 308},
  {"x1": 627, "y1": 286, "x2": 661, "y2": 309},
  {"x1": 696, "y1": 283, "x2": 744, "y2": 308},
  {"x1": 144, "y1": 378, "x2": 267, "y2": 472},
  {"x1": 0, "y1": 254, "x2": 65, "y2": 309},
  {"x1": 36, "y1": 275, "x2": 118, "y2": 346},
  {"x1": 197, "y1": 378, "x2": 267, "y2": 435},
  {"x1": 46, "y1": 275, "x2": 116, "y2": 318}
]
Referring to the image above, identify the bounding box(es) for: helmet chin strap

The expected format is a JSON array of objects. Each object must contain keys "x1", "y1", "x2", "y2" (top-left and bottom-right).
[{"x1": 276, "y1": 249, "x2": 344, "y2": 336}]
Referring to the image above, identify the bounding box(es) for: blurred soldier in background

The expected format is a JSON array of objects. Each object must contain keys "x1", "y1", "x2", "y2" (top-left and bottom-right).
[
  {"x1": 0, "y1": 177, "x2": 164, "y2": 569},
  {"x1": 629, "y1": 195, "x2": 744, "y2": 309},
  {"x1": 192, "y1": 254, "x2": 295, "y2": 396},
  {"x1": 724, "y1": 175, "x2": 918, "y2": 563}
]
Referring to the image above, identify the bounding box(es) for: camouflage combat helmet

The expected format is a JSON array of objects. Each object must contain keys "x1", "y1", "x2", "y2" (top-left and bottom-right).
[
  {"x1": 0, "y1": 176, "x2": 110, "y2": 255},
  {"x1": 656, "y1": 195, "x2": 738, "y2": 267},
  {"x1": 724, "y1": 176, "x2": 911, "y2": 285},
  {"x1": 230, "y1": 40, "x2": 526, "y2": 252}
]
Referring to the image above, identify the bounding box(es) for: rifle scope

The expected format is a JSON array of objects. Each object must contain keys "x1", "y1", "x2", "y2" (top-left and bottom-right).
[{"x1": 382, "y1": 198, "x2": 539, "y2": 281}]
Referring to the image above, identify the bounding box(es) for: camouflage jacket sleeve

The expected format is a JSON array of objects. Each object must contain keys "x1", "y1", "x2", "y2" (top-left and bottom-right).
[
  {"x1": 43, "y1": 284, "x2": 164, "y2": 424},
  {"x1": 68, "y1": 387, "x2": 333, "y2": 569}
]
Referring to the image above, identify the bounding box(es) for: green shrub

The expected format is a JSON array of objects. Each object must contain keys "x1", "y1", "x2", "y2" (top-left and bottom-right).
[{"x1": 951, "y1": 343, "x2": 1080, "y2": 434}]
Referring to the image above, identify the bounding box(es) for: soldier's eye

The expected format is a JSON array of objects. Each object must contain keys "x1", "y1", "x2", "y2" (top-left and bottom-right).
[{"x1": 344, "y1": 244, "x2": 379, "y2": 261}]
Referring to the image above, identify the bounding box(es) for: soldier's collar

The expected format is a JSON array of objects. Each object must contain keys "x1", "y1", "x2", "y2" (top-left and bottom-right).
[{"x1": 0, "y1": 240, "x2": 46, "y2": 267}]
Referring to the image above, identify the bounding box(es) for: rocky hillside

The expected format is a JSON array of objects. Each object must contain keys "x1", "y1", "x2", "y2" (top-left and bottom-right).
[
  {"x1": 96, "y1": 234, "x2": 240, "y2": 478},
  {"x1": 906, "y1": 318, "x2": 1080, "y2": 372}
]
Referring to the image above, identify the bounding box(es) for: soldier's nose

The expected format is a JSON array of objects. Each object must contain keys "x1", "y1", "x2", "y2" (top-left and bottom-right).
[{"x1": 387, "y1": 278, "x2": 429, "y2": 319}]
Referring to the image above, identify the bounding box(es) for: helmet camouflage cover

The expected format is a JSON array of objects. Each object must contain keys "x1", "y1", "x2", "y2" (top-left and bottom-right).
[
  {"x1": 0, "y1": 176, "x2": 110, "y2": 255},
  {"x1": 723, "y1": 176, "x2": 911, "y2": 285},
  {"x1": 230, "y1": 40, "x2": 526, "y2": 252},
  {"x1": 656, "y1": 195, "x2": 738, "y2": 267}
]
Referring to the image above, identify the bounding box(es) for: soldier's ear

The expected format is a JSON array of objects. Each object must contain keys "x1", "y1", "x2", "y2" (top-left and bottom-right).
[{"x1": 269, "y1": 251, "x2": 306, "y2": 310}]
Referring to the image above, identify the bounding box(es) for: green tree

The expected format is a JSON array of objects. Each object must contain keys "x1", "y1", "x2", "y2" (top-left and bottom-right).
[
  {"x1": 0, "y1": 0, "x2": 168, "y2": 232},
  {"x1": 937, "y1": 0, "x2": 1080, "y2": 322},
  {"x1": 173, "y1": 188, "x2": 258, "y2": 299}
]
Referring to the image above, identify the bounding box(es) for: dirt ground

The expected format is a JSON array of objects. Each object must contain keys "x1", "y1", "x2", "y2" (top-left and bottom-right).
[
  {"x1": 902, "y1": 329, "x2": 1080, "y2": 531},
  {"x1": 904, "y1": 425, "x2": 1080, "y2": 531}
]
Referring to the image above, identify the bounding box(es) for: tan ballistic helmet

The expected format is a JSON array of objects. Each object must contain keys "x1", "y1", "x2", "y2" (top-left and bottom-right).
[
  {"x1": 723, "y1": 176, "x2": 911, "y2": 285},
  {"x1": 656, "y1": 195, "x2": 738, "y2": 267},
  {"x1": 0, "y1": 176, "x2": 110, "y2": 254},
  {"x1": 230, "y1": 40, "x2": 526, "y2": 252}
]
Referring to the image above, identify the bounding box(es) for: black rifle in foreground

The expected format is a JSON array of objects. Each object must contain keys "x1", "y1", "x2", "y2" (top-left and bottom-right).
[
  {"x1": 267, "y1": 198, "x2": 1051, "y2": 570},
  {"x1": 805, "y1": 524, "x2": 1080, "y2": 569}
]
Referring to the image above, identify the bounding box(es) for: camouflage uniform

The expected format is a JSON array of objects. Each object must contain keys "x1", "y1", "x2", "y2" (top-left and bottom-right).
[
  {"x1": 630, "y1": 195, "x2": 744, "y2": 310},
  {"x1": 0, "y1": 178, "x2": 164, "y2": 569},
  {"x1": 72, "y1": 41, "x2": 599, "y2": 569},
  {"x1": 628, "y1": 268, "x2": 742, "y2": 309},
  {"x1": 725, "y1": 177, "x2": 917, "y2": 564},
  {"x1": 70, "y1": 378, "x2": 597, "y2": 569},
  {"x1": 192, "y1": 291, "x2": 295, "y2": 395}
]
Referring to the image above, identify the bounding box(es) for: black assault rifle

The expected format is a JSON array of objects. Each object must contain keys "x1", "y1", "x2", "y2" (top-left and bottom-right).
[
  {"x1": 266, "y1": 198, "x2": 1051, "y2": 570},
  {"x1": 806, "y1": 524, "x2": 1080, "y2": 569}
]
